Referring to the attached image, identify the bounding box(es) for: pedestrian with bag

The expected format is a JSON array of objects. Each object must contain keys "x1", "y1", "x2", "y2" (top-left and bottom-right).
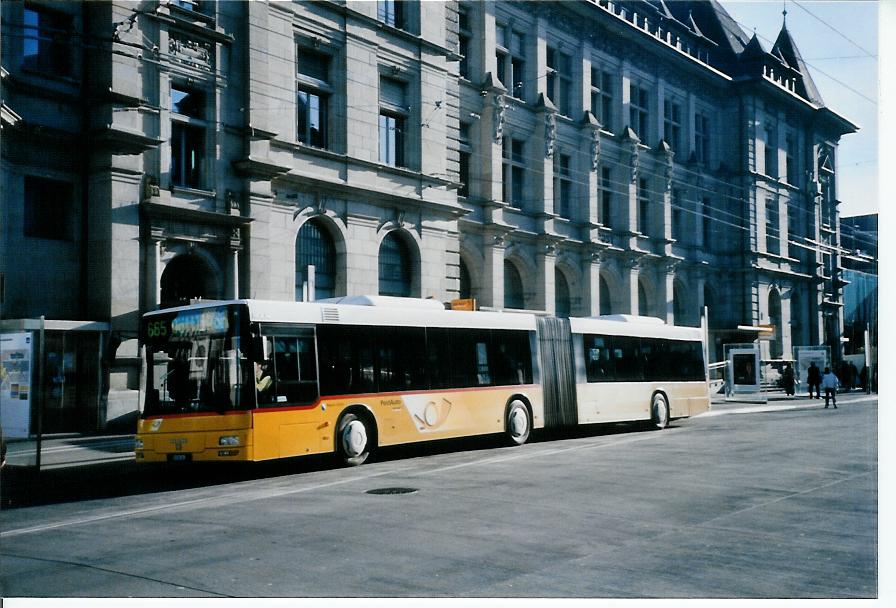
[{"x1": 821, "y1": 367, "x2": 840, "y2": 409}]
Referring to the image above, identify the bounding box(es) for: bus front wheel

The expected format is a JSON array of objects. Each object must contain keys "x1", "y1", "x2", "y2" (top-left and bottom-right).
[
  {"x1": 650, "y1": 393, "x2": 670, "y2": 430},
  {"x1": 505, "y1": 400, "x2": 531, "y2": 446},
  {"x1": 337, "y1": 413, "x2": 373, "y2": 466}
]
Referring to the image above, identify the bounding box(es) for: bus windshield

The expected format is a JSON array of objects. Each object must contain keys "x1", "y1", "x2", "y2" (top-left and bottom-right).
[{"x1": 142, "y1": 305, "x2": 254, "y2": 416}]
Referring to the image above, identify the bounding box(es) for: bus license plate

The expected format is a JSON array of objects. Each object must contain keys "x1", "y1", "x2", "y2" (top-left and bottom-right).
[{"x1": 168, "y1": 453, "x2": 191, "y2": 462}]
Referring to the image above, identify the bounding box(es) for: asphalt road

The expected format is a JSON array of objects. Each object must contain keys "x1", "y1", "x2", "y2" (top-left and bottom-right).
[{"x1": 0, "y1": 397, "x2": 878, "y2": 598}]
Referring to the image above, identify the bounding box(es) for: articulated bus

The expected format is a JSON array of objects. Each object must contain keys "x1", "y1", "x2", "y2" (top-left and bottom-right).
[{"x1": 135, "y1": 296, "x2": 709, "y2": 465}]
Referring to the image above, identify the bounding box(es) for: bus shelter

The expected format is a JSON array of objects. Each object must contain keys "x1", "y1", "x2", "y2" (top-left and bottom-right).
[{"x1": 1, "y1": 318, "x2": 108, "y2": 469}]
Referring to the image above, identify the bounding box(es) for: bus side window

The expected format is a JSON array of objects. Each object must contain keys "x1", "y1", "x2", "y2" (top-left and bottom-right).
[
  {"x1": 584, "y1": 335, "x2": 606, "y2": 382},
  {"x1": 378, "y1": 327, "x2": 426, "y2": 392},
  {"x1": 268, "y1": 335, "x2": 318, "y2": 405},
  {"x1": 426, "y1": 327, "x2": 452, "y2": 390},
  {"x1": 491, "y1": 330, "x2": 531, "y2": 386}
]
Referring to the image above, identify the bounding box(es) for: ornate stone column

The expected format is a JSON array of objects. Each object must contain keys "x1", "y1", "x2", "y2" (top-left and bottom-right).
[
  {"x1": 581, "y1": 111, "x2": 602, "y2": 243},
  {"x1": 481, "y1": 230, "x2": 509, "y2": 308},
  {"x1": 581, "y1": 247, "x2": 608, "y2": 317}
]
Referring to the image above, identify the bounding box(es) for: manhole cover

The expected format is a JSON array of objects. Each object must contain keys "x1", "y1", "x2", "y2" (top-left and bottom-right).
[{"x1": 366, "y1": 487, "x2": 418, "y2": 495}]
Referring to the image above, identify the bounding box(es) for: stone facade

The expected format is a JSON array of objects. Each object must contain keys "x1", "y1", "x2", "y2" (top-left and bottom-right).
[{"x1": 0, "y1": 0, "x2": 856, "y2": 432}]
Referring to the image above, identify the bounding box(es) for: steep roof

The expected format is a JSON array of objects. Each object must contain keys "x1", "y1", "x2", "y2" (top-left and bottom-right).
[{"x1": 772, "y1": 23, "x2": 825, "y2": 105}]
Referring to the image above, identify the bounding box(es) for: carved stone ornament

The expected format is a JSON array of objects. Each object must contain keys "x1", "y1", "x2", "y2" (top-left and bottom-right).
[
  {"x1": 226, "y1": 189, "x2": 239, "y2": 210},
  {"x1": 169, "y1": 35, "x2": 213, "y2": 71},
  {"x1": 590, "y1": 129, "x2": 601, "y2": 171},
  {"x1": 545, "y1": 112, "x2": 557, "y2": 159},
  {"x1": 663, "y1": 147, "x2": 674, "y2": 191},
  {"x1": 142, "y1": 174, "x2": 160, "y2": 202},
  {"x1": 629, "y1": 140, "x2": 640, "y2": 183},
  {"x1": 493, "y1": 94, "x2": 507, "y2": 144}
]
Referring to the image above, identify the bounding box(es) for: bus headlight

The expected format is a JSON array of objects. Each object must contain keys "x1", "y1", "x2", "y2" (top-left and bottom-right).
[
  {"x1": 219, "y1": 435, "x2": 239, "y2": 446},
  {"x1": 135, "y1": 438, "x2": 144, "y2": 450}
]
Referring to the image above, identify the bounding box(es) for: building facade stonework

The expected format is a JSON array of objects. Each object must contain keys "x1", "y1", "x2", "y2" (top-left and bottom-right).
[{"x1": 0, "y1": 0, "x2": 856, "y2": 432}]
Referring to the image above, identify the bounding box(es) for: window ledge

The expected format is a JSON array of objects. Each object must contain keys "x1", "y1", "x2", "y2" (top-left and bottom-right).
[{"x1": 171, "y1": 185, "x2": 217, "y2": 199}]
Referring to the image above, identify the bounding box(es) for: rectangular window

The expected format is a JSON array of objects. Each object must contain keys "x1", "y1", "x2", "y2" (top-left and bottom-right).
[
  {"x1": 554, "y1": 153, "x2": 573, "y2": 219},
  {"x1": 378, "y1": 0, "x2": 405, "y2": 29},
  {"x1": 379, "y1": 76, "x2": 408, "y2": 167},
  {"x1": 701, "y1": 197, "x2": 712, "y2": 248},
  {"x1": 638, "y1": 177, "x2": 649, "y2": 235},
  {"x1": 546, "y1": 46, "x2": 571, "y2": 115},
  {"x1": 694, "y1": 111, "x2": 710, "y2": 164},
  {"x1": 458, "y1": 6, "x2": 471, "y2": 79},
  {"x1": 257, "y1": 332, "x2": 319, "y2": 407},
  {"x1": 458, "y1": 122, "x2": 472, "y2": 198},
  {"x1": 583, "y1": 334, "x2": 644, "y2": 382},
  {"x1": 630, "y1": 83, "x2": 649, "y2": 139},
  {"x1": 297, "y1": 48, "x2": 331, "y2": 149},
  {"x1": 490, "y1": 330, "x2": 533, "y2": 386},
  {"x1": 764, "y1": 125, "x2": 778, "y2": 178},
  {"x1": 663, "y1": 98, "x2": 682, "y2": 156},
  {"x1": 503, "y1": 137, "x2": 525, "y2": 207},
  {"x1": 24, "y1": 176, "x2": 72, "y2": 240},
  {"x1": 672, "y1": 188, "x2": 683, "y2": 242},
  {"x1": 766, "y1": 197, "x2": 780, "y2": 255},
  {"x1": 23, "y1": 6, "x2": 72, "y2": 76},
  {"x1": 590, "y1": 67, "x2": 613, "y2": 129},
  {"x1": 171, "y1": 85, "x2": 206, "y2": 189},
  {"x1": 171, "y1": 0, "x2": 204, "y2": 12},
  {"x1": 600, "y1": 167, "x2": 613, "y2": 227},
  {"x1": 785, "y1": 134, "x2": 798, "y2": 185},
  {"x1": 496, "y1": 25, "x2": 525, "y2": 99}
]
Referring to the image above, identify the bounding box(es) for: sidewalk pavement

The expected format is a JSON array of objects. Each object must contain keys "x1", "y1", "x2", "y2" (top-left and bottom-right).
[{"x1": 1, "y1": 391, "x2": 878, "y2": 472}]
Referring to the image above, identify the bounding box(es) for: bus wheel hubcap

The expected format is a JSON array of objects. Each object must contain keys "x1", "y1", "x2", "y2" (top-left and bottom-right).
[
  {"x1": 656, "y1": 400, "x2": 667, "y2": 425},
  {"x1": 343, "y1": 420, "x2": 367, "y2": 457},
  {"x1": 510, "y1": 408, "x2": 528, "y2": 437}
]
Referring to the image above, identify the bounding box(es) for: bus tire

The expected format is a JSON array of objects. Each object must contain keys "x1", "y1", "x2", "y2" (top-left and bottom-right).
[
  {"x1": 505, "y1": 400, "x2": 531, "y2": 446},
  {"x1": 337, "y1": 412, "x2": 373, "y2": 466},
  {"x1": 650, "y1": 393, "x2": 670, "y2": 430}
]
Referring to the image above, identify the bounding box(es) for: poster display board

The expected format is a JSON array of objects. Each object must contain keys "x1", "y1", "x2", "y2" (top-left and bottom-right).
[
  {"x1": 724, "y1": 343, "x2": 761, "y2": 396},
  {"x1": 793, "y1": 346, "x2": 830, "y2": 394},
  {"x1": 1, "y1": 332, "x2": 34, "y2": 438}
]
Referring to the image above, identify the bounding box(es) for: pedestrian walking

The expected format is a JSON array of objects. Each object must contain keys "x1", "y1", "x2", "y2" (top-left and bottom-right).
[
  {"x1": 782, "y1": 363, "x2": 795, "y2": 396},
  {"x1": 821, "y1": 367, "x2": 840, "y2": 409},
  {"x1": 861, "y1": 364, "x2": 870, "y2": 394},
  {"x1": 848, "y1": 362, "x2": 858, "y2": 391},
  {"x1": 807, "y1": 362, "x2": 822, "y2": 399}
]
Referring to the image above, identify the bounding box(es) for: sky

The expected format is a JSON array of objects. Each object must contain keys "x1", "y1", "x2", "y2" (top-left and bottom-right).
[{"x1": 718, "y1": 0, "x2": 879, "y2": 218}]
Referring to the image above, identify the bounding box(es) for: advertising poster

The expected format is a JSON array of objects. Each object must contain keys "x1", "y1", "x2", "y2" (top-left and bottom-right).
[{"x1": 1, "y1": 331, "x2": 33, "y2": 438}]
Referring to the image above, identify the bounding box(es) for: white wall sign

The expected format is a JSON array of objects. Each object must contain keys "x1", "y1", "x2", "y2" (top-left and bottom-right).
[{"x1": 1, "y1": 332, "x2": 34, "y2": 438}]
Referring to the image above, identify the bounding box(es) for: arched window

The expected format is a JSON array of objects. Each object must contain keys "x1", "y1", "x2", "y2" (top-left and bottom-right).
[
  {"x1": 599, "y1": 275, "x2": 612, "y2": 315},
  {"x1": 504, "y1": 260, "x2": 524, "y2": 309},
  {"x1": 555, "y1": 270, "x2": 571, "y2": 318},
  {"x1": 769, "y1": 290, "x2": 783, "y2": 359},
  {"x1": 638, "y1": 280, "x2": 649, "y2": 316},
  {"x1": 379, "y1": 232, "x2": 412, "y2": 297},
  {"x1": 459, "y1": 258, "x2": 471, "y2": 299},
  {"x1": 295, "y1": 219, "x2": 336, "y2": 301}
]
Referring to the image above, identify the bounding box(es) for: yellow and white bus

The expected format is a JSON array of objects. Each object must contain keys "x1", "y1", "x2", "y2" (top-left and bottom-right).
[{"x1": 135, "y1": 297, "x2": 709, "y2": 465}]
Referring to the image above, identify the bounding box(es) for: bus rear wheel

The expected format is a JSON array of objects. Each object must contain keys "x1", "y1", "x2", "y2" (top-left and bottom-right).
[
  {"x1": 505, "y1": 400, "x2": 531, "y2": 446},
  {"x1": 650, "y1": 393, "x2": 669, "y2": 430},
  {"x1": 337, "y1": 413, "x2": 373, "y2": 466}
]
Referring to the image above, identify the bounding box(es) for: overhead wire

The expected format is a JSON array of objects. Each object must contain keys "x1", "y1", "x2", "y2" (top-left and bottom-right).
[{"x1": 3, "y1": 6, "x2": 877, "y2": 260}]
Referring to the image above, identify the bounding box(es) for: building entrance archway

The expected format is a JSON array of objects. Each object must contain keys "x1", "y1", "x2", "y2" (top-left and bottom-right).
[{"x1": 160, "y1": 252, "x2": 220, "y2": 309}]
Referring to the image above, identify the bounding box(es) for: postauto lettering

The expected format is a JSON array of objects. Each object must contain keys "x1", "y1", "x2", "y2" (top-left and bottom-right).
[{"x1": 170, "y1": 308, "x2": 229, "y2": 338}]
